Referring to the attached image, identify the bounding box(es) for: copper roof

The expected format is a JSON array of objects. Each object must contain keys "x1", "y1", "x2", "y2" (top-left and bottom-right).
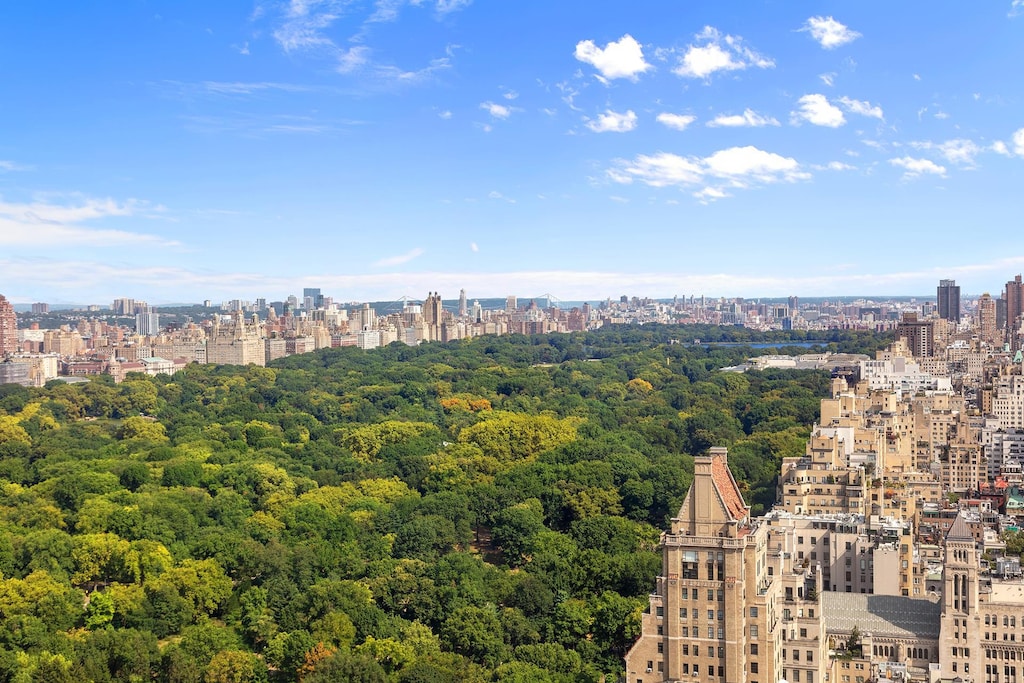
[{"x1": 712, "y1": 454, "x2": 748, "y2": 521}]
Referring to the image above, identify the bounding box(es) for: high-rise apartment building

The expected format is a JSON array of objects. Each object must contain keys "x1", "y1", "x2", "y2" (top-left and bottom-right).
[
  {"x1": 458, "y1": 289, "x2": 467, "y2": 318},
  {"x1": 111, "y1": 298, "x2": 135, "y2": 315},
  {"x1": 896, "y1": 313, "x2": 934, "y2": 358},
  {"x1": 1007, "y1": 275, "x2": 1024, "y2": 327},
  {"x1": 0, "y1": 294, "x2": 17, "y2": 356},
  {"x1": 31, "y1": 303, "x2": 49, "y2": 315},
  {"x1": 978, "y1": 293, "x2": 998, "y2": 345},
  {"x1": 135, "y1": 308, "x2": 161, "y2": 337},
  {"x1": 937, "y1": 279, "x2": 960, "y2": 323},
  {"x1": 506, "y1": 295, "x2": 517, "y2": 314}
]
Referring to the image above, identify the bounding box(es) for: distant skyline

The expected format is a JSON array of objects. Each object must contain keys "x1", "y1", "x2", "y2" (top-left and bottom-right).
[{"x1": 2, "y1": 1, "x2": 1023, "y2": 303}]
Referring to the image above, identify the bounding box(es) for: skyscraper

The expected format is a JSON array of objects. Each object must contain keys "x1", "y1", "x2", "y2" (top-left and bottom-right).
[
  {"x1": 936, "y1": 279, "x2": 960, "y2": 323},
  {"x1": 978, "y1": 293, "x2": 997, "y2": 344},
  {"x1": 458, "y1": 289, "x2": 467, "y2": 317},
  {"x1": 1006, "y1": 275, "x2": 1024, "y2": 334},
  {"x1": 135, "y1": 307, "x2": 161, "y2": 337},
  {"x1": 0, "y1": 294, "x2": 17, "y2": 356}
]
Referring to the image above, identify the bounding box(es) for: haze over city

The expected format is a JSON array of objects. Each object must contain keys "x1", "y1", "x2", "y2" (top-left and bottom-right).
[{"x1": 2, "y1": 1, "x2": 1023, "y2": 302}]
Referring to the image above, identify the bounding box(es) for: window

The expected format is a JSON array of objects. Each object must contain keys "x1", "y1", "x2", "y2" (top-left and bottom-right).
[
  {"x1": 750, "y1": 644, "x2": 759, "y2": 655},
  {"x1": 708, "y1": 627, "x2": 715, "y2": 639},
  {"x1": 708, "y1": 610, "x2": 715, "y2": 620},
  {"x1": 682, "y1": 645, "x2": 689, "y2": 656},
  {"x1": 750, "y1": 607, "x2": 759, "y2": 618},
  {"x1": 657, "y1": 643, "x2": 663, "y2": 654},
  {"x1": 751, "y1": 663, "x2": 759, "y2": 674},
  {"x1": 708, "y1": 590, "x2": 715, "y2": 601},
  {"x1": 680, "y1": 608, "x2": 687, "y2": 619},
  {"x1": 800, "y1": 628, "x2": 807, "y2": 638},
  {"x1": 750, "y1": 626, "x2": 758, "y2": 638},
  {"x1": 656, "y1": 607, "x2": 664, "y2": 617}
]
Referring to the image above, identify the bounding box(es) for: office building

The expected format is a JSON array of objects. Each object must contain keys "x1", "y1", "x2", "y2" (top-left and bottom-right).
[{"x1": 937, "y1": 279, "x2": 961, "y2": 323}]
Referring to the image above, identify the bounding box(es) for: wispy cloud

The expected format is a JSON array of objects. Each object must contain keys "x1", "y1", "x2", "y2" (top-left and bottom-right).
[
  {"x1": 801, "y1": 16, "x2": 861, "y2": 49},
  {"x1": 1014, "y1": 128, "x2": 1024, "y2": 155},
  {"x1": 20, "y1": 259, "x2": 1024, "y2": 301},
  {"x1": 586, "y1": 109, "x2": 637, "y2": 133},
  {"x1": 1011, "y1": 0, "x2": 1024, "y2": 17},
  {"x1": 180, "y1": 113, "x2": 362, "y2": 136},
  {"x1": 0, "y1": 160, "x2": 29, "y2": 172},
  {"x1": 672, "y1": 26, "x2": 773, "y2": 80},
  {"x1": 574, "y1": 34, "x2": 652, "y2": 82},
  {"x1": 707, "y1": 109, "x2": 779, "y2": 128},
  {"x1": 265, "y1": 1, "x2": 457, "y2": 87},
  {"x1": 837, "y1": 96, "x2": 884, "y2": 120},
  {"x1": 487, "y1": 190, "x2": 516, "y2": 203},
  {"x1": 910, "y1": 139, "x2": 984, "y2": 167},
  {"x1": 373, "y1": 247, "x2": 424, "y2": 267},
  {"x1": 0, "y1": 195, "x2": 179, "y2": 247}
]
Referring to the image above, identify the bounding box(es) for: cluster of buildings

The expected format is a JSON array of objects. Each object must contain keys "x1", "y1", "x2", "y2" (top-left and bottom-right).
[{"x1": 624, "y1": 277, "x2": 1024, "y2": 683}]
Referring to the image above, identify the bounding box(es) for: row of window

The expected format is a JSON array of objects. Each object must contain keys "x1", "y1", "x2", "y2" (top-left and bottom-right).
[{"x1": 987, "y1": 615, "x2": 1022, "y2": 627}]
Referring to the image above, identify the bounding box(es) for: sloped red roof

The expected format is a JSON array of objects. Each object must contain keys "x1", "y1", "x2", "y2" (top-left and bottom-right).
[{"x1": 712, "y1": 454, "x2": 748, "y2": 521}]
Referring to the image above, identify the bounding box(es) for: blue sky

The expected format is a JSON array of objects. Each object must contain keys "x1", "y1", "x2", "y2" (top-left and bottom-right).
[{"x1": 2, "y1": 1, "x2": 1023, "y2": 304}]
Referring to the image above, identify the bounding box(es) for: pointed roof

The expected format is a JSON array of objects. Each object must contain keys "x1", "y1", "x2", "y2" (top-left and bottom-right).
[
  {"x1": 946, "y1": 511, "x2": 974, "y2": 542},
  {"x1": 711, "y1": 452, "x2": 749, "y2": 522}
]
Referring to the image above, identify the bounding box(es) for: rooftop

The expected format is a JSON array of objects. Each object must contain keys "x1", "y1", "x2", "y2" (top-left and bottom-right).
[{"x1": 821, "y1": 592, "x2": 941, "y2": 639}]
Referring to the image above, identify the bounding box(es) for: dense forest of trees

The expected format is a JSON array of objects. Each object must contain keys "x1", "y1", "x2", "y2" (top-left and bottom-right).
[{"x1": 0, "y1": 326, "x2": 891, "y2": 682}]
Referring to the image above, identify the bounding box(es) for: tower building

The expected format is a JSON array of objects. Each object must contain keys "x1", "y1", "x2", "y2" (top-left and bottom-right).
[
  {"x1": 0, "y1": 294, "x2": 17, "y2": 356},
  {"x1": 937, "y1": 279, "x2": 961, "y2": 323}
]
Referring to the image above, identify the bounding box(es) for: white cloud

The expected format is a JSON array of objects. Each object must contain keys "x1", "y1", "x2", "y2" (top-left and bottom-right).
[
  {"x1": 338, "y1": 46, "x2": 371, "y2": 73},
  {"x1": 1011, "y1": 0, "x2": 1024, "y2": 17},
  {"x1": 992, "y1": 140, "x2": 1010, "y2": 156},
  {"x1": 837, "y1": 96, "x2": 884, "y2": 120},
  {"x1": 435, "y1": 0, "x2": 472, "y2": 15},
  {"x1": 502, "y1": 89, "x2": 518, "y2": 100},
  {"x1": 586, "y1": 109, "x2": 637, "y2": 133},
  {"x1": 791, "y1": 94, "x2": 845, "y2": 127},
  {"x1": 1014, "y1": 128, "x2": 1024, "y2": 155},
  {"x1": 0, "y1": 195, "x2": 177, "y2": 247},
  {"x1": 18, "y1": 257, "x2": 1024, "y2": 303},
  {"x1": 574, "y1": 34, "x2": 652, "y2": 81},
  {"x1": 480, "y1": 101, "x2": 511, "y2": 119},
  {"x1": 707, "y1": 109, "x2": 779, "y2": 128},
  {"x1": 802, "y1": 16, "x2": 861, "y2": 49},
  {"x1": 0, "y1": 160, "x2": 28, "y2": 172},
  {"x1": 913, "y1": 73, "x2": 922, "y2": 81},
  {"x1": 890, "y1": 156, "x2": 947, "y2": 179},
  {"x1": 273, "y1": 0, "x2": 344, "y2": 53},
  {"x1": 373, "y1": 247, "x2": 424, "y2": 267},
  {"x1": 438, "y1": 110, "x2": 452, "y2": 119},
  {"x1": 609, "y1": 195, "x2": 630, "y2": 204},
  {"x1": 487, "y1": 190, "x2": 516, "y2": 203},
  {"x1": 819, "y1": 72, "x2": 836, "y2": 87},
  {"x1": 673, "y1": 26, "x2": 774, "y2": 80},
  {"x1": 608, "y1": 145, "x2": 807, "y2": 201},
  {"x1": 911, "y1": 139, "x2": 983, "y2": 166},
  {"x1": 470, "y1": 242, "x2": 479, "y2": 252},
  {"x1": 656, "y1": 113, "x2": 697, "y2": 131},
  {"x1": 813, "y1": 161, "x2": 856, "y2": 171},
  {"x1": 694, "y1": 187, "x2": 729, "y2": 203}
]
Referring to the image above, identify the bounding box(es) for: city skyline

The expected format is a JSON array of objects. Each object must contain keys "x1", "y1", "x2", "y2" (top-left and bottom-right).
[{"x1": 2, "y1": 2, "x2": 1023, "y2": 302}]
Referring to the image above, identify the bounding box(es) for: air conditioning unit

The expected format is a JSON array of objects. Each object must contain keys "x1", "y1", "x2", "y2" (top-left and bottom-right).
[
  {"x1": 692, "y1": 671, "x2": 699, "y2": 677},
  {"x1": 646, "y1": 668, "x2": 652, "y2": 673}
]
